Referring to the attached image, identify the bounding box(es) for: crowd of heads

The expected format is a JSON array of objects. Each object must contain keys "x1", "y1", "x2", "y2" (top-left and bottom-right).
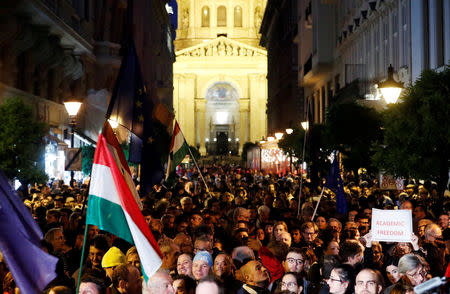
[{"x1": 1, "y1": 165, "x2": 450, "y2": 294}]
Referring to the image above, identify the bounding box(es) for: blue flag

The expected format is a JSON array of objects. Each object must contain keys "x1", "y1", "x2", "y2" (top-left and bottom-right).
[
  {"x1": 106, "y1": 40, "x2": 164, "y2": 193},
  {"x1": 0, "y1": 169, "x2": 58, "y2": 294},
  {"x1": 324, "y1": 151, "x2": 347, "y2": 214}
]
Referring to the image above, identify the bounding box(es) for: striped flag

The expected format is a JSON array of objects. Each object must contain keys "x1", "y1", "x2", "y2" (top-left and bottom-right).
[
  {"x1": 165, "y1": 121, "x2": 190, "y2": 179},
  {"x1": 86, "y1": 121, "x2": 162, "y2": 280}
]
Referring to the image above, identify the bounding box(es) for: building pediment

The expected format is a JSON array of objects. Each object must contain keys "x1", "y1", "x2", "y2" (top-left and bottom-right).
[{"x1": 175, "y1": 36, "x2": 267, "y2": 58}]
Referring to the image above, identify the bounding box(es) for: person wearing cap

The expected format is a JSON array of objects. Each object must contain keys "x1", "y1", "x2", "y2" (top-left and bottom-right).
[
  {"x1": 193, "y1": 250, "x2": 213, "y2": 282},
  {"x1": 102, "y1": 246, "x2": 126, "y2": 280}
]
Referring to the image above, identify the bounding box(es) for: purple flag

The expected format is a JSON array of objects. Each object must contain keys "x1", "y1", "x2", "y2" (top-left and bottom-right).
[{"x1": 0, "y1": 169, "x2": 58, "y2": 294}]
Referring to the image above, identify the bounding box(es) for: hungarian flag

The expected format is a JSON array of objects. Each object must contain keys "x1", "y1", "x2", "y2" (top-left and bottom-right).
[
  {"x1": 86, "y1": 121, "x2": 162, "y2": 280},
  {"x1": 166, "y1": 121, "x2": 190, "y2": 179}
]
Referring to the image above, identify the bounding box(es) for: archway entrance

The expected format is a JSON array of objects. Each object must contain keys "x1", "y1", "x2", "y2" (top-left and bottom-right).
[{"x1": 204, "y1": 82, "x2": 240, "y2": 155}]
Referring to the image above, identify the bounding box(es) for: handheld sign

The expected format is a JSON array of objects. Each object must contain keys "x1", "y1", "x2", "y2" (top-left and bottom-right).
[{"x1": 371, "y1": 208, "x2": 412, "y2": 242}]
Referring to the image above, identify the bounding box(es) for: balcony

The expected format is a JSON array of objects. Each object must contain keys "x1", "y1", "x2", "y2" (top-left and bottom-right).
[{"x1": 18, "y1": 0, "x2": 93, "y2": 53}]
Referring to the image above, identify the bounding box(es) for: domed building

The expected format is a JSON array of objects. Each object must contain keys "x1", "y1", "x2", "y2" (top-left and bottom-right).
[{"x1": 173, "y1": 0, "x2": 268, "y2": 155}]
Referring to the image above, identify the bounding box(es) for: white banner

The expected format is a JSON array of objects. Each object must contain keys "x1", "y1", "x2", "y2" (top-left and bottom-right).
[{"x1": 371, "y1": 208, "x2": 412, "y2": 242}]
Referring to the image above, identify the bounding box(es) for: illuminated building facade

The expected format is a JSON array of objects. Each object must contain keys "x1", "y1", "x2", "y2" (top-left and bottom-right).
[{"x1": 173, "y1": 0, "x2": 268, "y2": 155}]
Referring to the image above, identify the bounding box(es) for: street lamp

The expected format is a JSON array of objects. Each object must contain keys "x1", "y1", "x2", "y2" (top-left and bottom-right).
[
  {"x1": 64, "y1": 97, "x2": 82, "y2": 187},
  {"x1": 274, "y1": 132, "x2": 283, "y2": 140},
  {"x1": 108, "y1": 118, "x2": 119, "y2": 129},
  {"x1": 285, "y1": 128, "x2": 293, "y2": 134},
  {"x1": 301, "y1": 121, "x2": 309, "y2": 131},
  {"x1": 267, "y1": 136, "x2": 275, "y2": 142},
  {"x1": 378, "y1": 64, "x2": 404, "y2": 104}
]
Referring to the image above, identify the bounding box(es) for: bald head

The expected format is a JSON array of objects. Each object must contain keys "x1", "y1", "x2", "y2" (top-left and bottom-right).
[
  {"x1": 147, "y1": 272, "x2": 174, "y2": 294},
  {"x1": 239, "y1": 260, "x2": 269, "y2": 288}
]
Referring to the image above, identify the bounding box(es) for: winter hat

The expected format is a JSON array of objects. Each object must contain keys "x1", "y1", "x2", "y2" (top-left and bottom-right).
[
  {"x1": 101, "y1": 246, "x2": 125, "y2": 268},
  {"x1": 193, "y1": 250, "x2": 213, "y2": 267}
]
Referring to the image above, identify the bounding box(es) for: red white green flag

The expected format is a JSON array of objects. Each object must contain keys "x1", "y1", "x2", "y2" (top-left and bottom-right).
[
  {"x1": 86, "y1": 121, "x2": 162, "y2": 280},
  {"x1": 166, "y1": 120, "x2": 190, "y2": 179}
]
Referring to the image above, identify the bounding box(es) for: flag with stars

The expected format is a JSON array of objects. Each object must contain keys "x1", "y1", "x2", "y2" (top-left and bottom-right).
[
  {"x1": 324, "y1": 151, "x2": 347, "y2": 214},
  {"x1": 106, "y1": 40, "x2": 164, "y2": 193}
]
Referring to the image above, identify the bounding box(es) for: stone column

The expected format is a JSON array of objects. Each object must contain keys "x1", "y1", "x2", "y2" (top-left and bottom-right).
[
  {"x1": 239, "y1": 99, "x2": 249, "y2": 155},
  {"x1": 196, "y1": 99, "x2": 207, "y2": 155}
]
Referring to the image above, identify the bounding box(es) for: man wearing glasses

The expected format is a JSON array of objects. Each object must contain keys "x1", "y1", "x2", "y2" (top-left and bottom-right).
[
  {"x1": 398, "y1": 253, "x2": 429, "y2": 286},
  {"x1": 354, "y1": 268, "x2": 384, "y2": 294},
  {"x1": 276, "y1": 248, "x2": 311, "y2": 293}
]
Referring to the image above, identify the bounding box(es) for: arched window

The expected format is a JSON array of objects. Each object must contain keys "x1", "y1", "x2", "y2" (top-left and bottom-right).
[
  {"x1": 201, "y1": 6, "x2": 210, "y2": 27},
  {"x1": 217, "y1": 6, "x2": 227, "y2": 27},
  {"x1": 234, "y1": 6, "x2": 242, "y2": 27}
]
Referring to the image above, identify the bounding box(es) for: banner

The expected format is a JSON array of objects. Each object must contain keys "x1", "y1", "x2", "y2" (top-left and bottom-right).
[
  {"x1": 371, "y1": 208, "x2": 412, "y2": 242},
  {"x1": 379, "y1": 173, "x2": 404, "y2": 190}
]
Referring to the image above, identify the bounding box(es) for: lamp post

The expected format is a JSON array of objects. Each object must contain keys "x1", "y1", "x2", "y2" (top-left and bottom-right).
[
  {"x1": 301, "y1": 121, "x2": 309, "y2": 131},
  {"x1": 283, "y1": 129, "x2": 294, "y2": 172},
  {"x1": 378, "y1": 64, "x2": 404, "y2": 104},
  {"x1": 64, "y1": 98, "x2": 82, "y2": 187},
  {"x1": 298, "y1": 99, "x2": 311, "y2": 218}
]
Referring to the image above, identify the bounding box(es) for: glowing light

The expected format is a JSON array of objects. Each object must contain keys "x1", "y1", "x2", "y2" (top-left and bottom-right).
[
  {"x1": 267, "y1": 136, "x2": 275, "y2": 142},
  {"x1": 380, "y1": 87, "x2": 402, "y2": 104},
  {"x1": 301, "y1": 121, "x2": 309, "y2": 131},
  {"x1": 285, "y1": 128, "x2": 293, "y2": 134},
  {"x1": 275, "y1": 132, "x2": 283, "y2": 140},
  {"x1": 64, "y1": 101, "x2": 82, "y2": 116},
  {"x1": 108, "y1": 119, "x2": 119, "y2": 129},
  {"x1": 165, "y1": 3, "x2": 174, "y2": 14},
  {"x1": 378, "y1": 64, "x2": 403, "y2": 104},
  {"x1": 214, "y1": 112, "x2": 229, "y2": 124}
]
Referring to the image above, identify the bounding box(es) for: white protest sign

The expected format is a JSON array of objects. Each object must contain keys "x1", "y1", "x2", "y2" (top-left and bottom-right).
[{"x1": 371, "y1": 208, "x2": 412, "y2": 242}]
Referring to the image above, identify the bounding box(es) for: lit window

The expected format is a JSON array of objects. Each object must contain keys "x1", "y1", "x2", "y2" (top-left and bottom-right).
[
  {"x1": 217, "y1": 6, "x2": 226, "y2": 27},
  {"x1": 202, "y1": 6, "x2": 210, "y2": 27},
  {"x1": 234, "y1": 6, "x2": 242, "y2": 27}
]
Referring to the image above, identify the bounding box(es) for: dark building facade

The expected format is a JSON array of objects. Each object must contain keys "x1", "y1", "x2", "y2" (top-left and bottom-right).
[
  {"x1": 259, "y1": 0, "x2": 303, "y2": 135},
  {"x1": 0, "y1": 0, "x2": 175, "y2": 181}
]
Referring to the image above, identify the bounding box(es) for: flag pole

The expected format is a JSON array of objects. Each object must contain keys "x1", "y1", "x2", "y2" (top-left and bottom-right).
[
  {"x1": 311, "y1": 186, "x2": 325, "y2": 221},
  {"x1": 75, "y1": 222, "x2": 90, "y2": 294},
  {"x1": 186, "y1": 144, "x2": 212, "y2": 198},
  {"x1": 175, "y1": 124, "x2": 212, "y2": 198}
]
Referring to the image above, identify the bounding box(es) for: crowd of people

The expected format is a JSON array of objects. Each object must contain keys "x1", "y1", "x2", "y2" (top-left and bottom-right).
[{"x1": 1, "y1": 165, "x2": 450, "y2": 294}]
